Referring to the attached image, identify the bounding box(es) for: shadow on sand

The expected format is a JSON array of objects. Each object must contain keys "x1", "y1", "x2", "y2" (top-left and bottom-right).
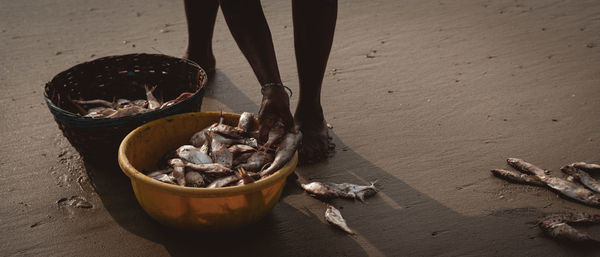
[{"x1": 84, "y1": 71, "x2": 598, "y2": 256}]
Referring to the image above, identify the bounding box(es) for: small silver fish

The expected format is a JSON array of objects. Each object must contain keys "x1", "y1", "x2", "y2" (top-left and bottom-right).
[
  {"x1": 237, "y1": 112, "x2": 254, "y2": 132},
  {"x1": 88, "y1": 106, "x2": 109, "y2": 113},
  {"x1": 116, "y1": 98, "x2": 131, "y2": 107},
  {"x1": 206, "y1": 175, "x2": 240, "y2": 188},
  {"x1": 491, "y1": 169, "x2": 545, "y2": 186},
  {"x1": 83, "y1": 108, "x2": 117, "y2": 118},
  {"x1": 211, "y1": 135, "x2": 234, "y2": 168},
  {"x1": 149, "y1": 173, "x2": 176, "y2": 184},
  {"x1": 232, "y1": 152, "x2": 254, "y2": 167},
  {"x1": 561, "y1": 165, "x2": 600, "y2": 193},
  {"x1": 131, "y1": 99, "x2": 148, "y2": 108},
  {"x1": 176, "y1": 145, "x2": 213, "y2": 164},
  {"x1": 160, "y1": 92, "x2": 193, "y2": 109},
  {"x1": 259, "y1": 121, "x2": 285, "y2": 151},
  {"x1": 229, "y1": 144, "x2": 256, "y2": 155},
  {"x1": 542, "y1": 176, "x2": 600, "y2": 207},
  {"x1": 539, "y1": 213, "x2": 600, "y2": 242},
  {"x1": 507, "y1": 158, "x2": 548, "y2": 177},
  {"x1": 144, "y1": 85, "x2": 161, "y2": 110},
  {"x1": 259, "y1": 130, "x2": 302, "y2": 177},
  {"x1": 72, "y1": 99, "x2": 115, "y2": 108},
  {"x1": 168, "y1": 158, "x2": 186, "y2": 186},
  {"x1": 212, "y1": 132, "x2": 257, "y2": 148},
  {"x1": 236, "y1": 151, "x2": 273, "y2": 172},
  {"x1": 209, "y1": 123, "x2": 248, "y2": 139},
  {"x1": 105, "y1": 105, "x2": 149, "y2": 118},
  {"x1": 301, "y1": 181, "x2": 379, "y2": 202},
  {"x1": 185, "y1": 171, "x2": 205, "y2": 187},
  {"x1": 325, "y1": 205, "x2": 355, "y2": 235},
  {"x1": 146, "y1": 168, "x2": 172, "y2": 177},
  {"x1": 243, "y1": 137, "x2": 258, "y2": 148},
  {"x1": 184, "y1": 162, "x2": 233, "y2": 176},
  {"x1": 573, "y1": 162, "x2": 600, "y2": 172},
  {"x1": 189, "y1": 128, "x2": 213, "y2": 147}
]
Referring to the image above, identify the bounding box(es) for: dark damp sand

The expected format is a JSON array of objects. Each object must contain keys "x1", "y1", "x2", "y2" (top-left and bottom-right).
[{"x1": 1, "y1": 0, "x2": 600, "y2": 256}]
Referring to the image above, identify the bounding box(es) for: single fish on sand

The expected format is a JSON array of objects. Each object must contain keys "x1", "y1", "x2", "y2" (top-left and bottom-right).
[
  {"x1": 506, "y1": 158, "x2": 548, "y2": 177},
  {"x1": 301, "y1": 181, "x2": 379, "y2": 202},
  {"x1": 325, "y1": 205, "x2": 355, "y2": 235},
  {"x1": 490, "y1": 168, "x2": 545, "y2": 186},
  {"x1": 572, "y1": 162, "x2": 600, "y2": 172}
]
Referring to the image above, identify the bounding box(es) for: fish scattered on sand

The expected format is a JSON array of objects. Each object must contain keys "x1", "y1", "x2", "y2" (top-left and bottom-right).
[
  {"x1": 301, "y1": 181, "x2": 381, "y2": 235},
  {"x1": 491, "y1": 158, "x2": 600, "y2": 244},
  {"x1": 492, "y1": 158, "x2": 600, "y2": 207}
]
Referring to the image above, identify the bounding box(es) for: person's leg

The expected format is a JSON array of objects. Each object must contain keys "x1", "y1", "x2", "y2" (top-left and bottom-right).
[
  {"x1": 219, "y1": 0, "x2": 281, "y2": 85},
  {"x1": 292, "y1": 0, "x2": 338, "y2": 164},
  {"x1": 219, "y1": 0, "x2": 294, "y2": 142},
  {"x1": 183, "y1": 0, "x2": 219, "y2": 74}
]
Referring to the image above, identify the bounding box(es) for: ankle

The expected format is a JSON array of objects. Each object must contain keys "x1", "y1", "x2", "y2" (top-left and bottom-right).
[
  {"x1": 261, "y1": 84, "x2": 289, "y2": 99},
  {"x1": 295, "y1": 104, "x2": 324, "y2": 123},
  {"x1": 184, "y1": 48, "x2": 215, "y2": 71},
  {"x1": 296, "y1": 99, "x2": 322, "y2": 112}
]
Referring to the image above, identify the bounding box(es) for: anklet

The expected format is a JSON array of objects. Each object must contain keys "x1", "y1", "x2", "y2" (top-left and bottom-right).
[{"x1": 261, "y1": 83, "x2": 293, "y2": 97}]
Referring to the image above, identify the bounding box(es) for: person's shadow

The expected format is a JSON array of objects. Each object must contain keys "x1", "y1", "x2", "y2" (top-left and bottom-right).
[{"x1": 85, "y1": 71, "x2": 598, "y2": 256}]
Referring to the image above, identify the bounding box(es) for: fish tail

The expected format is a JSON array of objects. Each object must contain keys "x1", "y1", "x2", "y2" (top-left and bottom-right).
[
  {"x1": 357, "y1": 194, "x2": 366, "y2": 203},
  {"x1": 369, "y1": 180, "x2": 381, "y2": 191}
]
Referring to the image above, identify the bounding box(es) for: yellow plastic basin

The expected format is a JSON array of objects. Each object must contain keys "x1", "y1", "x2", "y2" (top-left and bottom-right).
[{"x1": 118, "y1": 112, "x2": 298, "y2": 231}]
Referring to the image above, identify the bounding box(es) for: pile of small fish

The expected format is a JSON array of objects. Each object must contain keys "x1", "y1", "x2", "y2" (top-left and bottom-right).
[
  {"x1": 491, "y1": 158, "x2": 600, "y2": 242},
  {"x1": 71, "y1": 85, "x2": 193, "y2": 118},
  {"x1": 300, "y1": 180, "x2": 379, "y2": 234},
  {"x1": 145, "y1": 112, "x2": 302, "y2": 188}
]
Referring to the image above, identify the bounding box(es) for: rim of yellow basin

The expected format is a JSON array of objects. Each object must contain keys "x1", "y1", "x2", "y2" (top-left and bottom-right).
[{"x1": 118, "y1": 112, "x2": 297, "y2": 198}]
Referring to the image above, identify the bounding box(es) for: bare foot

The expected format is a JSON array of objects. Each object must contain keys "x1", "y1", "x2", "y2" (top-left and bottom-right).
[
  {"x1": 183, "y1": 48, "x2": 216, "y2": 77},
  {"x1": 294, "y1": 104, "x2": 331, "y2": 164}
]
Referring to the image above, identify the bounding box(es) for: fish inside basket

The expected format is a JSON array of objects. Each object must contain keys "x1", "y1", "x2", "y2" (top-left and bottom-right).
[{"x1": 44, "y1": 53, "x2": 208, "y2": 164}]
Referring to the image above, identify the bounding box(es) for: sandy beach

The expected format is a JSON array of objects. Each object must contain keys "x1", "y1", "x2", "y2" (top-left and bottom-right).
[{"x1": 1, "y1": 0, "x2": 600, "y2": 256}]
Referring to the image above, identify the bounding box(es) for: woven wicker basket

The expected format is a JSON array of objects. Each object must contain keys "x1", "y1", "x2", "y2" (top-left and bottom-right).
[{"x1": 44, "y1": 53, "x2": 207, "y2": 164}]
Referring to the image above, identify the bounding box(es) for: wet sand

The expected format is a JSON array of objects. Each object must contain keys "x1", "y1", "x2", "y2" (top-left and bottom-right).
[{"x1": 1, "y1": 0, "x2": 600, "y2": 256}]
